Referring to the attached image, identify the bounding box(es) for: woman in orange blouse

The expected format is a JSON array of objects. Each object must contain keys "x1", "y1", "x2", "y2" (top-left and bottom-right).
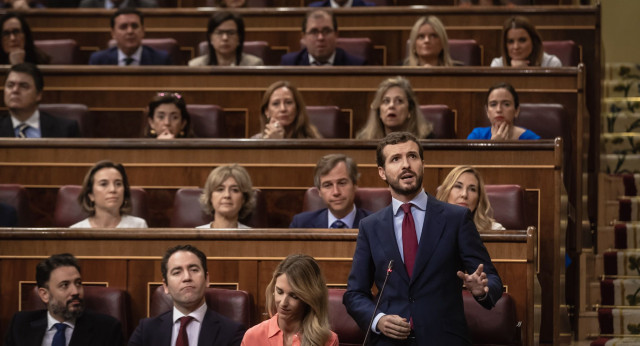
[{"x1": 241, "y1": 254, "x2": 338, "y2": 346}]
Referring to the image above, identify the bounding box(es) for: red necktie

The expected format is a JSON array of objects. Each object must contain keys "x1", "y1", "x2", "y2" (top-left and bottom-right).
[
  {"x1": 401, "y1": 203, "x2": 418, "y2": 278},
  {"x1": 176, "y1": 316, "x2": 194, "y2": 346}
]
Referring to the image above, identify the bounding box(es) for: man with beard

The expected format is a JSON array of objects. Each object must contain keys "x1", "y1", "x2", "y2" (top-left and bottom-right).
[
  {"x1": 343, "y1": 132, "x2": 502, "y2": 345},
  {"x1": 128, "y1": 244, "x2": 245, "y2": 346},
  {"x1": 4, "y1": 253, "x2": 124, "y2": 346}
]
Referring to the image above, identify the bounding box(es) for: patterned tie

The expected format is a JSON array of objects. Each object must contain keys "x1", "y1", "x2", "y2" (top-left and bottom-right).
[
  {"x1": 16, "y1": 123, "x2": 29, "y2": 138},
  {"x1": 330, "y1": 220, "x2": 347, "y2": 228},
  {"x1": 175, "y1": 316, "x2": 194, "y2": 346},
  {"x1": 124, "y1": 57, "x2": 135, "y2": 65},
  {"x1": 401, "y1": 203, "x2": 418, "y2": 278},
  {"x1": 51, "y1": 323, "x2": 67, "y2": 346}
]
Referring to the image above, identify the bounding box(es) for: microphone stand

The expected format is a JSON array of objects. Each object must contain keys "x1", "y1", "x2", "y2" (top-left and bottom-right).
[{"x1": 362, "y1": 260, "x2": 394, "y2": 346}]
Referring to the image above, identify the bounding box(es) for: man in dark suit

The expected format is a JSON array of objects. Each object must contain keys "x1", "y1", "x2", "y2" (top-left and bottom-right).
[
  {"x1": 4, "y1": 253, "x2": 124, "y2": 346},
  {"x1": 0, "y1": 63, "x2": 80, "y2": 138},
  {"x1": 280, "y1": 10, "x2": 365, "y2": 66},
  {"x1": 88, "y1": 8, "x2": 172, "y2": 66},
  {"x1": 128, "y1": 244, "x2": 245, "y2": 346},
  {"x1": 343, "y1": 132, "x2": 502, "y2": 345},
  {"x1": 290, "y1": 154, "x2": 371, "y2": 228}
]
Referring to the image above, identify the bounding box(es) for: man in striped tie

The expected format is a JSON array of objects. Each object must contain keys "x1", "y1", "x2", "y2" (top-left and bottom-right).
[
  {"x1": 0, "y1": 63, "x2": 80, "y2": 138},
  {"x1": 3, "y1": 254, "x2": 124, "y2": 346}
]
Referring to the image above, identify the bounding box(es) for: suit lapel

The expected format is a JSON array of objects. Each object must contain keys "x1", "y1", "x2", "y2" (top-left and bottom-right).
[
  {"x1": 315, "y1": 209, "x2": 329, "y2": 228},
  {"x1": 198, "y1": 309, "x2": 221, "y2": 345},
  {"x1": 69, "y1": 314, "x2": 93, "y2": 346},
  {"x1": 28, "y1": 312, "x2": 47, "y2": 346},
  {"x1": 374, "y1": 206, "x2": 409, "y2": 284},
  {"x1": 39, "y1": 112, "x2": 53, "y2": 137},
  {"x1": 159, "y1": 312, "x2": 173, "y2": 346},
  {"x1": 0, "y1": 116, "x2": 15, "y2": 137},
  {"x1": 410, "y1": 196, "x2": 445, "y2": 285}
]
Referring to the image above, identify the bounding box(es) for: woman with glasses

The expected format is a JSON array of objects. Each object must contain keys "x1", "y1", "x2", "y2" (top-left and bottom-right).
[
  {"x1": 0, "y1": 13, "x2": 49, "y2": 65},
  {"x1": 144, "y1": 92, "x2": 193, "y2": 139},
  {"x1": 356, "y1": 76, "x2": 433, "y2": 140},
  {"x1": 188, "y1": 11, "x2": 263, "y2": 67}
]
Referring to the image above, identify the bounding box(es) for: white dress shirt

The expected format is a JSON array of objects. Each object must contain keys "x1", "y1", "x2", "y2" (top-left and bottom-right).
[
  {"x1": 42, "y1": 311, "x2": 75, "y2": 346},
  {"x1": 170, "y1": 301, "x2": 207, "y2": 346}
]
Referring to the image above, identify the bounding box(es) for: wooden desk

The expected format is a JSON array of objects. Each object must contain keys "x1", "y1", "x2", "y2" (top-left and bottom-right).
[
  {"x1": 0, "y1": 227, "x2": 537, "y2": 345},
  {"x1": 0, "y1": 138, "x2": 562, "y2": 343}
]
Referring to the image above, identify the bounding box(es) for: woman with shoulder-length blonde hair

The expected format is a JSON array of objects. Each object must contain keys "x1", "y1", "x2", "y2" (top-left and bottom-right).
[
  {"x1": 404, "y1": 16, "x2": 454, "y2": 67},
  {"x1": 436, "y1": 165, "x2": 505, "y2": 232},
  {"x1": 252, "y1": 80, "x2": 322, "y2": 139},
  {"x1": 242, "y1": 254, "x2": 338, "y2": 346},
  {"x1": 356, "y1": 76, "x2": 433, "y2": 140},
  {"x1": 198, "y1": 164, "x2": 256, "y2": 228}
]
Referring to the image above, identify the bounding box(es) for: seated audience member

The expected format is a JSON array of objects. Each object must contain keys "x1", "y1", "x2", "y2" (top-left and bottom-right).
[
  {"x1": 198, "y1": 164, "x2": 256, "y2": 229},
  {"x1": 436, "y1": 165, "x2": 505, "y2": 232},
  {"x1": 241, "y1": 254, "x2": 338, "y2": 346},
  {"x1": 290, "y1": 154, "x2": 370, "y2": 229},
  {"x1": 79, "y1": 0, "x2": 157, "y2": 8},
  {"x1": 129, "y1": 245, "x2": 246, "y2": 346},
  {"x1": 89, "y1": 9, "x2": 172, "y2": 66},
  {"x1": 144, "y1": 92, "x2": 192, "y2": 139},
  {"x1": 404, "y1": 16, "x2": 455, "y2": 67},
  {"x1": 71, "y1": 160, "x2": 148, "y2": 228},
  {"x1": 0, "y1": 202, "x2": 17, "y2": 227},
  {"x1": 309, "y1": 0, "x2": 374, "y2": 8},
  {"x1": 189, "y1": 12, "x2": 263, "y2": 67},
  {"x1": 467, "y1": 82, "x2": 540, "y2": 140},
  {"x1": 356, "y1": 76, "x2": 433, "y2": 140},
  {"x1": 280, "y1": 10, "x2": 365, "y2": 66},
  {"x1": 0, "y1": 63, "x2": 79, "y2": 138},
  {"x1": 252, "y1": 80, "x2": 322, "y2": 139},
  {"x1": 0, "y1": 14, "x2": 49, "y2": 65},
  {"x1": 4, "y1": 253, "x2": 124, "y2": 346},
  {"x1": 490, "y1": 16, "x2": 561, "y2": 67}
]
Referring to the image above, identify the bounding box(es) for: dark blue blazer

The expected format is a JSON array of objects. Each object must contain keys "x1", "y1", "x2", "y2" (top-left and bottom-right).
[
  {"x1": 343, "y1": 196, "x2": 502, "y2": 345},
  {"x1": 0, "y1": 111, "x2": 80, "y2": 138},
  {"x1": 280, "y1": 47, "x2": 366, "y2": 66},
  {"x1": 4, "y1": 309, "x2": 124, "y2": 346},
  {"x1": 0, "y1": 202, "x2": 17, "y2": 227},
  {"x1": 309, "y1": 0, "x2": 374, "y2": 6},
  {"x1": 128, "y1": 308, "x2": 245, "y2": 346},
  {"x1": 289, "y1": 207, "x2": 371, "y2": 228},
  {"x1": 88, "y1": 46, "x2": 172, "y2": 66}
]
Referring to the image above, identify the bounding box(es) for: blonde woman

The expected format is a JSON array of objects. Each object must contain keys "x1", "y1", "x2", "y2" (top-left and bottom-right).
[
  {"x1": 404, "y1": 16, "x2": 454, "y2": 67},
  {"x1": 436, "y1": 165, "x2": 505, "y2": 232},
  {"x1": 356, "y1": 76, "x2": 433, "y2": 140},
  {"x1": 242, "y1": 254, "x2": 338, "y2": 346}
]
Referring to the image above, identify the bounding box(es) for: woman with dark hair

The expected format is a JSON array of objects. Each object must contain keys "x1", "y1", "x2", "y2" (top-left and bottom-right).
[
  {"x1": 253, "y1": 80, "x2": 322, "y2": 139},
  {"x1": 144, "y1": 92, "x2": 192, "y2": 139},
  {"x1": 490, "y1": 16, "x2": 561, "y2": 67},
  {"x1": 0, "y1": 13, "x2": 49, "y2": 65},
  {"x1": 188, "y1": 11, "x2": 263, "y2": 67},
  {"x1": 242, "y1": 254, "x2": 338, "y2": 346},
  {"x1": 71, "y1": 160, "x2": 148, "y2": 228},
  {"x1": 467, "y1": 82, "x2": 540, "y2": 140}
]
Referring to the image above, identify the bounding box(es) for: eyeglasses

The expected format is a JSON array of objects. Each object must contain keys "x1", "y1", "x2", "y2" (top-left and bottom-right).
[
  {"x1": 213, "y1": 29, "x2": 238, "y2": 37},
  {"x1": 305, "y1": 28, "x2": 334, "y2": 37},
  {"x1": 156, "y1": 91, "x2": 183, "y2": 99},
  {"x1": 1, "y1": 29, "x2": 23, "y2": 38}
]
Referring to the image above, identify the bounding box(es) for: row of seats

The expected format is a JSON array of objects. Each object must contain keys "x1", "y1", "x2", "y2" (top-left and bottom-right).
[
  {"x1": 36, "y1": 37, "x2": 580, "y2": 66},
  {"x1": 1, "y1": 183, "x2": 527, "y2": 229},
  {"x1": 21, "y1": 284, "x2": 521, "y2": 345},
  {"x1": 32, "y1": 102, "x2": 568, "y2": 140}
]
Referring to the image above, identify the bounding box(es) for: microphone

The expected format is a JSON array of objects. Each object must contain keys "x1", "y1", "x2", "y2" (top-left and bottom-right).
[{"x1": 362, "y1": 260, "x2": 394, "y2": 346}]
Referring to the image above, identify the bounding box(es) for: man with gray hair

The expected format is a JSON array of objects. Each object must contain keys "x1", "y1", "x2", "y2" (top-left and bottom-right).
[{"x1": 290, "y1": 153, "x2": 371, "y2": 228}]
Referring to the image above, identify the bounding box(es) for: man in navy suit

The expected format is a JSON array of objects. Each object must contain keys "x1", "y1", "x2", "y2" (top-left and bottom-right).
[
  {"x1": 89, "y1": 8, "x2": 172, "y2": 66},
  {"x1": 280, "y1": 10, "x2": 365, "y2": 66},
  {"x1": 0, "y1": 63, "x2": 80, "y2": 138},
  {"x1": 290, "y1": 154, "x2": 371, "y2": 229},
  {"x1": 343, "y1": 132, "x2": 502, "y2": 345},
  {"x1": 4, "y1": 253, "x2": 124, "y2": 346},
  {"x1": 128, "y1": 245, "x2": 245, "y2": 346}
]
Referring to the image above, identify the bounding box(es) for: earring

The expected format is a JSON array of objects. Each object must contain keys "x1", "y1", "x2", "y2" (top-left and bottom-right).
[
  {"x1": 150, "y1": 129, "x2": 157, "y2": 136},
  {"x1": 179, "y1": 130, "x2": 185, "y2": 137}
]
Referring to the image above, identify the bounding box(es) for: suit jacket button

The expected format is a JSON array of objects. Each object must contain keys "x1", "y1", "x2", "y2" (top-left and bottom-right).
[{"x1": 409, "y1": 297, "x2": 415, "y2": 303}]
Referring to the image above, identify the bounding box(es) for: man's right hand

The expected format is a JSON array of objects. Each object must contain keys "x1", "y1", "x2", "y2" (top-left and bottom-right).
[{"x1": 376, "y1": 315, "x2": 411, "y2": 339}]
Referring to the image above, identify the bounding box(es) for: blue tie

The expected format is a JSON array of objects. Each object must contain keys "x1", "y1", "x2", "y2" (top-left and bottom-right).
[
  {"x1": 52, "y1": 323, "x2": 67, "y2": 346},
  {"x1": 16, "y1": 123, "x2": 29, "y2": 138},
  {"x1": 330, "y1": 220, "x2": 347, "y2": 228}
]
